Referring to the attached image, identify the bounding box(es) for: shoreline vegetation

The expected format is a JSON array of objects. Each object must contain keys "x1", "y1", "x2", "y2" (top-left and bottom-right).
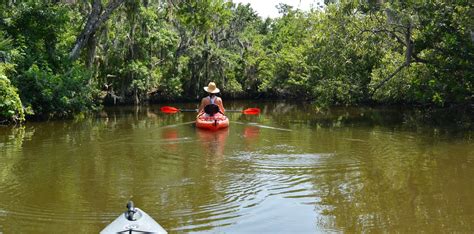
[{"x1": 1, "y1": 1, "x2": 472, "y2": 123}]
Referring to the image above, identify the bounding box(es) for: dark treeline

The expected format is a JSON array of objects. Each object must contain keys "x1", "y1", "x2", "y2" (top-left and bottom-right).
[{"x1": 0, "y1": 0, "x2": 472, "y2": 122}]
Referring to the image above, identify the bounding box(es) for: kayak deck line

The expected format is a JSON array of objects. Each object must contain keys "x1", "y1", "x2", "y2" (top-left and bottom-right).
[{"x1": 100, "y1": 201, "x2": 167, "y2": 234}]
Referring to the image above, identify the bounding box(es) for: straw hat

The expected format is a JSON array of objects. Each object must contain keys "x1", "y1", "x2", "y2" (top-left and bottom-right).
[{"x1": 204, "y1": 82, "x2": 220, "y2": 93}]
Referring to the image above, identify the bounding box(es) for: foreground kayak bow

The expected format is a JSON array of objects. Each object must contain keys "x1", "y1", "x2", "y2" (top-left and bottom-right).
[{"x1": 101, "y1": 201, "x2": 167, "y2": 234}]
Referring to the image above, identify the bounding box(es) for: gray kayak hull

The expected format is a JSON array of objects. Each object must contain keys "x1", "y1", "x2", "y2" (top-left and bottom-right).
[{"x1": 100, "y1": 207, "x2": 167, "y2": 234}]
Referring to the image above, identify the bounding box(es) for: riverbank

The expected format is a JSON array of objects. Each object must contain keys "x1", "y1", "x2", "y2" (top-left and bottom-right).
[{"x1": 1, "y1": 1, "x2": 472, "y2": 124}]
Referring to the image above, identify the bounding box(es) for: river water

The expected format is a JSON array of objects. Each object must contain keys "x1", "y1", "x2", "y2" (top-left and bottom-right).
[{"x1": 0, "y1": 101, "x2": 473, "y2": 233}]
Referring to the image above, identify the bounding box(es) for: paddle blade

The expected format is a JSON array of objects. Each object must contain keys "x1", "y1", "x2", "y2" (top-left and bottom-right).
[
  {"x1": 243, "y1": 108, "x2": 261, "y2": 115},
  {"x1": 160, "y1": 106, "x2": 180, "y2": 113}
]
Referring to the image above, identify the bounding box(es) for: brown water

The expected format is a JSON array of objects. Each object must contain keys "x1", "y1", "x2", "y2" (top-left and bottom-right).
[{"x1": 0, "y1": 101, "x2": 473, "y2": 233}]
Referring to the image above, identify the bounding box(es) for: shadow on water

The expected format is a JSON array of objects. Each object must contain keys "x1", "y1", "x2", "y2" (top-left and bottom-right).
[{"x1": 0, "y1": 101, "x2": 472, "y2": 232}]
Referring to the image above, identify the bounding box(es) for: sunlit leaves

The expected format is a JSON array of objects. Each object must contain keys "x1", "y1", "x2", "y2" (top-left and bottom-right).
[{"x1": 0, "y1": 0, "x2": 471, "y2": 117}]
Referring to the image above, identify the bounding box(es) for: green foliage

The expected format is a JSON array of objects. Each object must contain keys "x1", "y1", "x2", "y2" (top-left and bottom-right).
[
  {"x1": 365, "y1": 1, "x2": 473, "y2": 105},
  {"x1": 0, "y1": 74, "x2": 24, "y2": 123},
  {"x1": 0, "y1": 2, "x2": 97, "y2": 120},
  {"x1": 0, "y1": 0, "x2": 471, "y2": 121},
  {"x1": 257, "y1": 9, "x2": 312, "y2": 97},
  {"x1": 17, "y1": 64, "x2": 96, "y2": 117},
  {"x1": 0, "y1": 31, "x2": 24, "y2": 123},
  {"x1": 6, "y1": 3, "x2": 70, "y2": 72}
]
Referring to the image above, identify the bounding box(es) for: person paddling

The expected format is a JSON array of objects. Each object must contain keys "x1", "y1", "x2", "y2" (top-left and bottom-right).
[{"x1": 198, "y1": 82, "x2": 225, "y2": 115}]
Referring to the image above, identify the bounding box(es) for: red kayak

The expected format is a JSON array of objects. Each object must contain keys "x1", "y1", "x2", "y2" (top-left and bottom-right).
[{"x1": 196, "y1": 113, "x2": 229, "y2": 131}]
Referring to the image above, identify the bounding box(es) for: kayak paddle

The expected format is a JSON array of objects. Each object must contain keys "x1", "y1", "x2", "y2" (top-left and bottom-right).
[
  {"x1": 160, "y1": 106, "x2": 196, "y2": 113},
  {"x1": 241, "y1": 108, "x2": 261, "y2": 115},
  {"x1": 160, "y1": 106, "x2": 260, "y2": 115}
]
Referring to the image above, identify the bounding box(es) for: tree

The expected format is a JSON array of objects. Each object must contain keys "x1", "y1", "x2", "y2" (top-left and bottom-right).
[{"x1": 69, "y1": 0, "x2": 125, "y2": 61}]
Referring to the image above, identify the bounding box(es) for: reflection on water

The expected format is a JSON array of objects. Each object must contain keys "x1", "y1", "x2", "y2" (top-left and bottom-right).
[
  {"x1": 196, "y1": 128, "x2": 229, "y2": 159},
  {"x1": 0, "y1": 101, "x2": 473, "y2": 233}
]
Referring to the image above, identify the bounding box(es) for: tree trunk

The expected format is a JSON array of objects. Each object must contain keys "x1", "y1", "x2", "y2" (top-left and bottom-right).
[
  {"x1": 85, "y1": 31, "x2": 97, "y2": 68},
  {"x1": 405, "y1": 22, "x2": 413, "y2": 65},
  {"x1": 69, "y1": 0, "x2": 125, "y2": 61},
  {"x1": 204, "y1": 34, "x2": 209, "y2": 83},
  {"x1": 134, "y1": 88, "x2": 140, "y2": 105},
  {"x1": 371, "y1": 17, "x2": 414, "y2": 96}
]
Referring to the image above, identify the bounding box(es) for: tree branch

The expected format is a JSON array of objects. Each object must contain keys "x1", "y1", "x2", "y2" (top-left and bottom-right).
[
  {"x1": 371, "y1": 63, "x2": 407, "y2": 96},
  {"x1": 69, "y1": 0, "x2": 125, "y2": 61},
  {"x1": 359, "y1": 28, "x2": 405, "y2": 46},
  {"x1": 412, "y1": 53, "x2": 429, "y2": 64}
]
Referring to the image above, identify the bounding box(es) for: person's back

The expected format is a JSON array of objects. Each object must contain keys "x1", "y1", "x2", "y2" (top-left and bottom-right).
[{"x1": 198, "y1": 82, "x2": 225, "y2": 115}]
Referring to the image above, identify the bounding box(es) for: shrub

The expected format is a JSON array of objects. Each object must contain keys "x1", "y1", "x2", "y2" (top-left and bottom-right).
[
  {"x1": 16, "y1": 64, "x2": 97, "y2": 118},
  {"x1": 0, "y1": 74, "x2": 24, "y2": 123}
]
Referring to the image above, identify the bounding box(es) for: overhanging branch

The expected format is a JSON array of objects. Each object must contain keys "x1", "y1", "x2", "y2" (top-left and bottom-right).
[
  {"x1": 69, "y1": 0, "x2": 125, "y2": 61},
  {"x1": 370, "y1": 62, "x2": 407, "y2": 97}
]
